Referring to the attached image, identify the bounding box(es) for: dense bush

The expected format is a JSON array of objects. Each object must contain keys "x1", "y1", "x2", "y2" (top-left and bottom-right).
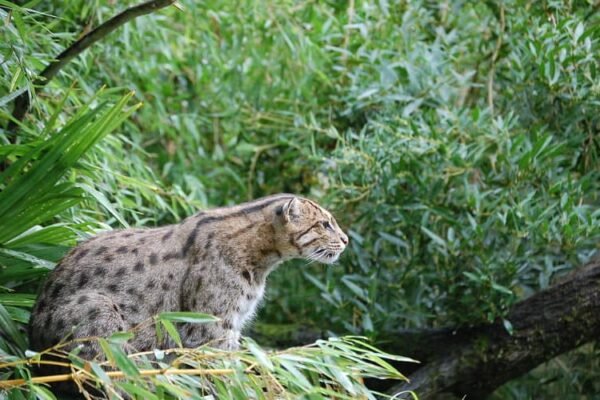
[{"x1": 1, "y1": 0, "x2": 598, "y2": 398}]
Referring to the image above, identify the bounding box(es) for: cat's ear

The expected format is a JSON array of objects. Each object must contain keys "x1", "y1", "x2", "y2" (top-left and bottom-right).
[{"x1": 281, "y1": 197, "x2": 301, "y2": 223}]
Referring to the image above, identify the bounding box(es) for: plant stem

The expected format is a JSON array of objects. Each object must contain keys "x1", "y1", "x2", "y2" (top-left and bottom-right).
[{"x1": 0, "y1": 367, "x2": 235, "y2": 388}]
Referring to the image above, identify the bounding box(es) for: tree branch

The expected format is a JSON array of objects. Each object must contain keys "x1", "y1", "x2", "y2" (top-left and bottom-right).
[
  {"x1": 7, "y1": 0, "x2": 176, "y2": 133},
  {"x1": 389, "y1": 251, "x2": 600, "y2": 399},
  {"x1": 252, "y1": 252, "x2": 600, "y2": 398}
]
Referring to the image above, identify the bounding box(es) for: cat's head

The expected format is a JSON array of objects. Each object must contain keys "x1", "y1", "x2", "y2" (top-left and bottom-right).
[{"x1": 276, "y1": 197, "x2": 348, "y2": 264}]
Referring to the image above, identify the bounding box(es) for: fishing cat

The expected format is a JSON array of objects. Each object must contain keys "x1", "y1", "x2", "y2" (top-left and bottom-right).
[{"x1": 29, "y1": 194, "x2": 348, "y2": 358}]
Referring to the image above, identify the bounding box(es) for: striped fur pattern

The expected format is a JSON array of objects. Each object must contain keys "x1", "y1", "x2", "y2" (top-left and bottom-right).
[{"x1": 29, "y1": 194, "x2": 348, "y2": 355}]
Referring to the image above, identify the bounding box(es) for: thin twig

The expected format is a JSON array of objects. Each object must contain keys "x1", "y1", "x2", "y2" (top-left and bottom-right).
[
  {"x1": 7, "y1": 0, "x2": 177, "y2": 132},
  {"x1": 0, "y1": 359, "x2": 71, "y2": 369},
  {"x1": 247, "y1": 144, "x2": 278, "y2": 199},
  {"x1": 342, "y1": 0, "x2": 356, "y2": 64},
  {"x1": 0, "y1": 367, "x2": 235, "y2": 389},
  {"x1": 486, "y1": 5, "x2": 505, "y2": 116}
]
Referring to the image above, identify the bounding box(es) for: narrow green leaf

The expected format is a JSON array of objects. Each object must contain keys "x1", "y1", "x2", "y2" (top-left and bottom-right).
[
  {"x1": 245, "y1": 338, "x2": 274, "y2": 371},
  {"x1": 31, "y1": 384, "x2": 57, "y2": 400},
  {"x1": 118, "y1": 382, "x2": 159, "y2": 400},
  {"x1": 90, "y1": 361, "x2": 112, "y2": 385},
  {"x1": 0, "y1": 248, "x2": 55, "y2": 269},
  {"x1": 161, "y1": 319, "x2": 182, "y2": 348},
  {"x1": 109, "y1": 331, "x2": 134, "y2": 344},
  {"x1": 279, "y1": 359, "x2": 312, "y2": 390},
  {"x1": 378, "y1": 231, "x2": 409, "y2": 249},
  {"x1": 420, "y1": 226, "x2": 446, "y2": 247},
  {"x1": 0, "y1": 304, "x2": 26, "y2": 354},
  {"x1": 158, "y1": 311, "x2": 218, "y2": 324},
  {"x1": 491, "y1": 282, "x2": 513, "y2": 296},
  {"x1": 325, "y1": 362, "x2": 356, "y2": 395},
  {"x1": 111, "y1": 344, "x2": 139, "y2": 378},
  {"x1": 5, "y1": 225, "x2": 76, "y2": 247},
  {"x1": 77, "y1": 183, "x2": 129, "y2": 228}
]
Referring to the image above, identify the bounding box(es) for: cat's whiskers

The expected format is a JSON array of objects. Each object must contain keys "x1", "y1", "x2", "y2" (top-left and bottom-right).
[{"x1": 302, "y1": 248, "x2": 329, "y2": 266}]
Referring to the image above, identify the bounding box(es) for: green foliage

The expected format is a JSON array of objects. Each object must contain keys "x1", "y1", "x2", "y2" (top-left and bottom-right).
[
  {"x1": 0, "y1": 0, "x2": 599, "y2": 398},
  {"x1": 0, "y1": 90, "x2": 138, "y2": 364},
  {"x1": 4, "y1": 335, "x2": 411, "y2": 399},
  {"x1": 491, "y1": 343, "x2": 600, "y2": 399},
  {"x1": 324, "y1": 107, "x2": 597, "y2": 328}
]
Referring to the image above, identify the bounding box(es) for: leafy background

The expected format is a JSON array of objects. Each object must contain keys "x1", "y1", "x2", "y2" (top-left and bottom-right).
[{"x1": 1, "y1": 0, "x2": 599, "y2": 398}]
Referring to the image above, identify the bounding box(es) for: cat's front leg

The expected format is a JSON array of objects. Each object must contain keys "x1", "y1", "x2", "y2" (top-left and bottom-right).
[
  {"x1": 221, "y1": 328, "x2": 240, "y2": 350},
  {"x1": 181, "y1": 322, "x2": 240, "y2": 350}
]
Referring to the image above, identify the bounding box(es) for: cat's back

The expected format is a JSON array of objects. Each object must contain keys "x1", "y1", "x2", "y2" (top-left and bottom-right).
[{"x1": 44, "y1": 226, "x2": 179, "y2": 289}]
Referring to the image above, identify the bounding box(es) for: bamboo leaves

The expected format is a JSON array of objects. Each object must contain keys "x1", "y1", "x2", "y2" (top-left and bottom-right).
[{"x1": 0, "y1": 92, "x2": 139, "y2": 244}]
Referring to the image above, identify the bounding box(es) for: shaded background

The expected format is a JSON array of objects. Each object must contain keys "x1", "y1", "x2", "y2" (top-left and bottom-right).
[{"x1": 1, "y1": 0, "x2": 599, "y2": 397}]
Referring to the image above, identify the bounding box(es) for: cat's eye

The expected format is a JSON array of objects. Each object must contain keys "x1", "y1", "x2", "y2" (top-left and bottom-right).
[{"x1": 322, "y1": 221, "x2": 333, "y2": 230}]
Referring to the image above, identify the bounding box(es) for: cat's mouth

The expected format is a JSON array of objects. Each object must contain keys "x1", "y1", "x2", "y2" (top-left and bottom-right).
[{"x1": 312, "y1": 247, "x2": 344, "y2": 264}]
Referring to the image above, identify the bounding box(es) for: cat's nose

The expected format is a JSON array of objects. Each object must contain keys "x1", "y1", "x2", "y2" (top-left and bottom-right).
[{"x1": 340, "y1": 234, "x2": 348, "y2": 245}]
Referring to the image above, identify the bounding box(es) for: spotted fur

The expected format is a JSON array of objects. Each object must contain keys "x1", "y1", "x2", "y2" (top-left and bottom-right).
[{"x1": 29, "y1": 194, "x2": 348, "y2": 355}]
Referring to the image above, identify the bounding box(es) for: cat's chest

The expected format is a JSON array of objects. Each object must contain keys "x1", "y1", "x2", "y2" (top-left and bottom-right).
[{"x1": 230, "y1": 284, "x2": 265, "y2": 331}]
